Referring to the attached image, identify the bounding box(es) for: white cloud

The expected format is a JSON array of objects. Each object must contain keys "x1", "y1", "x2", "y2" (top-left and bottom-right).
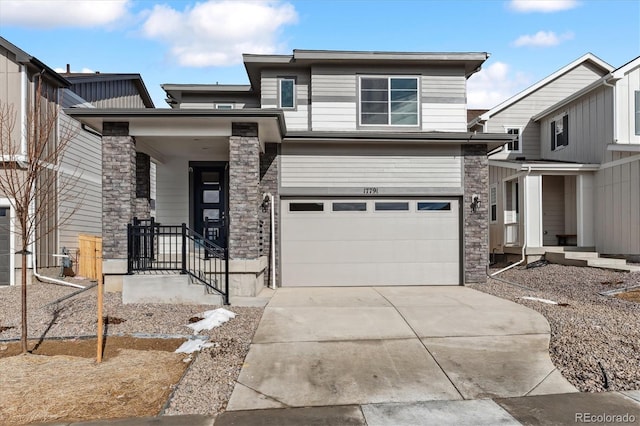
[
  {"x1": 54, "y1": 67, "x2": 95, "y2": 74},
  {"x1": 0, "y1": 0, "x2": 130, "y2": 28},
  {"x1": 509, "y1": 0, "x2": 579, "y2": 13},
  {"x1": 512, "y1": 30, "x2": 574, "y2": 47},
  {"x1": 141, "y1": 0, "x2": 298, "y2": 67},
  {"x1": 467, "y1": 62, "x2": 532, "y2": 109}
]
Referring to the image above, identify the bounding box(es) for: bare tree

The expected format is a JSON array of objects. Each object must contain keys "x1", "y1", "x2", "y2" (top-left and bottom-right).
[{"x1": 0, "y1": 76, "x2": 78, "y2": 353}]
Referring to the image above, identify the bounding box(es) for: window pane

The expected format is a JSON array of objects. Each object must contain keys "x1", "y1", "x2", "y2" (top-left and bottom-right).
[
  {"x1": 201, "y1": 172, "x2": 219, "y2": 185},
  {"x1": 333, "y1": 202, "x2": 367, "y2": 211},
  {"x1": 203, "y1": 190, "x2": 220, "y2": 203},
  {"x1": 375, "y1": 202, "x2": 409, "y2": 211},
  {"x1": 0, "y1": 208, "x2": 7, "y2": 217},
  {"x1": 280, "y1": 79, "x2": 294, "y2": 108},
  {"x1": 290, "y1": 202, "x2": 324, "y2": 212},
  {"x1": 203, "y1": 209, "x2": 220, "y2": 221},
  {"x1": 491, "y1": 205, "x2": 497, "y2": 221},
  {"x1": 390, "y1": 101, "x2": 418, "y2": 113},
  {"x1": 362, "y1": 113, "x2": 388, "y2": 125},
  {"x1": 391, "y1": 113, "x2": 418, "y2": 125},
  {"x1": 361, "y1": 90, "x2": 388, "y2": 102},
  {"x1": 361, "y1": 78, "x2": 387, "y2": 90},
  {"x1": 417, "y1": 202, "x2": 451, "y2": 211},
  {"x1": 216, "y1": 104, "x2": 233, "y2": 109},
  {"x1": 391, "y1": 78, "x2": 417, "y2": 90},
  {"x1": 362, "y1": 102, "x2": 388, "y2": 113},
  {"x1": 391, "y1": 90, "x2": 417, "y2": 102}
]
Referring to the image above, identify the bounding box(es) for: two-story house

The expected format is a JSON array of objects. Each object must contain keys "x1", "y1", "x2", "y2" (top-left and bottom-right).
[
  {"x1": 0, "y1": 36, "x2": 153, "y2": 287},
  {"x1": 67, "y1": 50, "x2": 513, "y2": 304},
  {"x1": 473, "y1": 53, "x2": 640, "y2": 268}
]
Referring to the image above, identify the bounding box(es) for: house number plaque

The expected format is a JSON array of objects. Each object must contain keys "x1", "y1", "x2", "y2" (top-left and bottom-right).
[{"x1": 363, "y1": 187, "x2": 379, "y2": 194}]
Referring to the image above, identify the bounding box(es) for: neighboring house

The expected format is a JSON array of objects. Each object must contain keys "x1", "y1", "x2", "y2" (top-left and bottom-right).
[
  {"x1": 67, "y1": 49, "x2": 513, "y2": 303},
  {"x1": 0, "y1": 36, "x2": 153, "y2": 286},
  {"x1": 473, "y1": 53, "x2": 640, "y2": 263}
]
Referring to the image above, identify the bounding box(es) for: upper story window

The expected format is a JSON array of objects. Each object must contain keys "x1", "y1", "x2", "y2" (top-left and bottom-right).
[
  {"x1": 504, "y1": 127, "x2": 522, "y2": 153},
  {"x1": 279, "y1": 78, "x2": 295, "y2": 109},
  {"x1": 635, "y1": 91, "x2": 640, "y2": 136},
  {"x1": 551, "y1": 114, "x2": 569, "y2": 151},
  {"x1": 360, "y1": 76, "x2": 419, "y2": 126}
]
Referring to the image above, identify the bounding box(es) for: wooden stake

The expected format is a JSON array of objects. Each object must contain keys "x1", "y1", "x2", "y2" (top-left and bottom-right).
[{"x1": 96, "y1": 272, "x2": 103, "y2": 363}]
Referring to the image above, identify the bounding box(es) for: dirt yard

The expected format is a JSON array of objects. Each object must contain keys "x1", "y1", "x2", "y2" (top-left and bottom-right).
[
  {"x1": 616, "y1": 288, "x2": 640, "y2": 303},
  {"x1": 0, "y1": 337, "x2": 189, "y2": 426}
]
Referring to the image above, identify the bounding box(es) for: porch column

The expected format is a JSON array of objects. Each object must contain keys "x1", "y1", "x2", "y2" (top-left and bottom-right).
[
  {"x1": 524, "y1": 174, "x2": 543, "y2": 248},
  {"x1": 576, "y1": 174, "x2": 595, "y2": 247},
  {"x1": 463, "y1": 144, "x2": 489, "y2": 283},
  {"x1": 102, "y1": 122, "x2": 136, "y2": 261},
  {"x1": 228, "y1": 122, "x2": 260, "y2": 260},
  {"x1": 133, "y1": 152, "x2": 151, "y2": 219}
]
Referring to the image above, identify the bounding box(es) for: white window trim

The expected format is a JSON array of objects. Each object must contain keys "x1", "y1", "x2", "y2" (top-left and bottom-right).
[
  {"x1": 358, "y1": 75, "x2": 420, "y2": 127},
  {"x1": 489, "y1": 185, "x2": 498, "y2": 223},
  {"x1": 551, "y1": 113, "x2": 568, "y2": 151},
  {"x1": 278, "y1": 78, "x2": 296, "y2": 110},
  {"x1": 503, "y1": 126, "x2": 523, "y2": 153},
  {"x1": 0, "y1": 198, "x2": 15, "y2": 286}
]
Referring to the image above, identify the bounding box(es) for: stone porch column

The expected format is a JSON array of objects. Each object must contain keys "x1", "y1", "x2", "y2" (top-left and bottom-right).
[
  {"x1": 228, "y1": 122, "x2": 260, "y2": 260},
  {"x1": 133, "y1": 152, "x2": 151, "y2": 219},
  {"x1": 463, "y1": 144, "x2": 489, "y2": 283},
  {"x1": 102, "y1": 122, "x2": 136, "y2": 261}
]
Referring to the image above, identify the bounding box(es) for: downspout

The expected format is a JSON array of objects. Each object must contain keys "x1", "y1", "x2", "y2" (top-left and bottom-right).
[
  {"x1": 603, "y1": 77, "x2": 617, "y2": 143},
  {"x1": 20, "y1": 65, "x2": 28, "y2": 156},
  {"x1": 490, "y1": 166, "x2": 532, "y2": 277},
  {"x1": 263, "y1": 192, "x2": 276, "y2": 290}
]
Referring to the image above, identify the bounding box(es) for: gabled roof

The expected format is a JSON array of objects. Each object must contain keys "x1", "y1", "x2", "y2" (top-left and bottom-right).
[
  {"x1": 0, "y1": 36, "x2": 69, "y2": 87},
  {"x1": 531, "y1": 55, "x2": 640, "y2": 122},
  {"x1": 64, "y1": 73, "x2": 155, "y2": 108},
  {"x1": 468, "y1": 53, "x2": 613, "y2": 128}
]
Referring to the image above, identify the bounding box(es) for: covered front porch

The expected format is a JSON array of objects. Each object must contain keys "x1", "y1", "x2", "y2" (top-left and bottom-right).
[
  {"x1": 66, "y1": 109, "x2": 285, "y2": 302},
  {"x1": 490, "y1": 160, "x2": 599, "y2": 262}
]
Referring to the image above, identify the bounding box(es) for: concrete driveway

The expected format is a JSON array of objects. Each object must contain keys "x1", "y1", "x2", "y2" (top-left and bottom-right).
[{"x1": 227, "y1": 286, "x2": 576, "y2": 410}]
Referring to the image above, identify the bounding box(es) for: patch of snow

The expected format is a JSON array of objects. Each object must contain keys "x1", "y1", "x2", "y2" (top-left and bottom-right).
[
  {"x1": 175, "y1": 338, "x2": 214, "y2": 354},
  {"x1": 186, "y1": 308, "x2": 236, "y2": 334}
]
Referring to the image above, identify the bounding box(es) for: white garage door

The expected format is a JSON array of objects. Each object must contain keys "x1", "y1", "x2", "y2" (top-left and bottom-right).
[{"x1": 281, "y1": 198, "x2": 460, "y2": 286}]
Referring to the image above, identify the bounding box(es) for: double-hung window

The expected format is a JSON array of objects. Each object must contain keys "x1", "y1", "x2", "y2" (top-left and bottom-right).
[
  {"x1": 279, "y1": 78, "x2": 295, "y2": 109},
  {"x1": 360, "y1": 76, "x2": 419, "y2": 126},
  {"x1": 505, "y1": 127, "x2": 522, "y2": 152},
  {"x1": 551, "y1": 114, "x2": 569, "y2": 150}
]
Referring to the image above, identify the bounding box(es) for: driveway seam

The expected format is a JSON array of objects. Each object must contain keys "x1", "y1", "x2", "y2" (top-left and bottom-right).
[
  {"x1": 372, "y1": 287, "x2": 466, "y2": 401},
  {"x1": 232, "y1": 382, "x2": 292, "y2": 408},
  {"x1": 524, "y1": 368, "x2": 560, "y2": 396}
]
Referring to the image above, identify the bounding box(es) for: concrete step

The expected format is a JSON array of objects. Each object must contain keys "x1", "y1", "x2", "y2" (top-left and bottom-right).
[
  {"x1": 586, "y1": 258, "x2": 628, "y2": 267},
  {"x1": 563, "y1": 251, "x2": 600, "y2": 259},
  {"x1": 123, "y1": 274, "x2": 224, "y2": 305},
  {"x1": 545, "y1": 251, "x2": 640, "y2": 273}
]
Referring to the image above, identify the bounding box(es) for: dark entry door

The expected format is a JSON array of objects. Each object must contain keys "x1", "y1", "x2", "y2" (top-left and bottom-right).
[{"x1": 192, "y1": 164, "x2": 227, "y2": 249}]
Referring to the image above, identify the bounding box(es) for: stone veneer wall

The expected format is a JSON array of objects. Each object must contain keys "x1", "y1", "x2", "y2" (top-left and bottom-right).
[
  {"x1": 102, "y1": 122, "x2": 135, "y2": 259},
  {"x1": 259, "y1": 143, "x2": 279, "y2": 287},
  {"x1": 133, "y1": 152, "x2": 151, "y2": 220},
  {"x1": 463, "y1": 144, "x2": 489, "y2": 283},
  {"x1": 228, "y1": 123, "x2": 260, "y2": 260}
]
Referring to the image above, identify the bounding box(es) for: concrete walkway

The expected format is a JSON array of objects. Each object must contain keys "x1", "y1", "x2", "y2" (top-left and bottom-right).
[{"x1": 227, "y1": 286, "x2": 576, "y2": 410}]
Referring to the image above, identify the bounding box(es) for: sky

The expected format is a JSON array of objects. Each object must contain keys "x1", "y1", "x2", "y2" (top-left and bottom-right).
[{"x1": 0, "y1": 0, "x2": 638, "y2": 109}]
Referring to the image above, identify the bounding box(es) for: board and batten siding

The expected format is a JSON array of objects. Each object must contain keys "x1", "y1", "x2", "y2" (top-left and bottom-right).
[
  {"x1": 70, "y1": 79, "x2": 147, "y2": 109},
  {"x1": 0, "y1": 46, "x2": 23, "y2": 151},
  {"x1": 615, "y1": 63, "x2": 640, "y2": 145},
  {"x1": 281, "y1": 143, "x2": 462, "y2": 191},
  {"x1": 261, "y1": 70, "x2": 310, "y2": 130},
  {"x1": 489, "y1": 165, "x2": 521, "y2": 251},
  {"x1": 488, "y1": 62, "x2": 609, "y2": 161},
  {"x1": 595, "y1": 153, "x2": 640, "y2": 255},
  {"x1": 309, "y1": 65, "x2": 467, "y2": 132},
  {"x1": 58, "y1": 94, "x2": 102, "y2": 253},
  {"x1": 539, "y1": 85, "x2": 613, "y2": 164}
]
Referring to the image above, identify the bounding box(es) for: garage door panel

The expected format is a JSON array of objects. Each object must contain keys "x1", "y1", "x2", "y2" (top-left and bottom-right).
[
  {"x1": 282, "y1": 198, "x2": 461, "y2": 286},
  {"x1": 283, "y1": 262, "x2": 459, "y2": 286}
]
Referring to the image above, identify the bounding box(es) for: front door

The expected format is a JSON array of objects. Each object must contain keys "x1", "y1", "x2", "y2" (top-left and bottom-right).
[{"x1": 192, "y1": 163, "x2": 227, "y2": 249}]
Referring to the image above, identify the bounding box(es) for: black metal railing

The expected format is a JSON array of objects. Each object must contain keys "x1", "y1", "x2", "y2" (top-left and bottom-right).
[{"x1": 127, "y1": 218, "x2": 229, "y2": 304}]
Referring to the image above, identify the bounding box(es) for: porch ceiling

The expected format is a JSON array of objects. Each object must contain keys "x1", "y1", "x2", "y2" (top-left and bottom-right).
[
  {"x1": 136, "y1": 136, "x2": 230, "y2": 162},
  {"x1": 63, "y1": 108, "x2": 285, "y2": 143}
]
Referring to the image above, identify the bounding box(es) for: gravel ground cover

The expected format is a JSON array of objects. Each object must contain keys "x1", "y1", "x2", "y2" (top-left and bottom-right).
[
  {"x1": 0, "y1": 281, "x2": 264, "y2": 417},
  {"x1": 469, "y1": 263, "x2": 640, "y2": 392}
]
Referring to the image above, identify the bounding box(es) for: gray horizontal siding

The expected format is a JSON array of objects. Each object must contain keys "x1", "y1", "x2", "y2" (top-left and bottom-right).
[
  {"x1": 261, "y1": 70, "x2": 310, "y2": 129},
  {"x1": 487, "y1": 62, "x2": 608, "y2": 160},
  {"x1": 281, "y1": 143, "x2": 462, "y2": 188}
]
